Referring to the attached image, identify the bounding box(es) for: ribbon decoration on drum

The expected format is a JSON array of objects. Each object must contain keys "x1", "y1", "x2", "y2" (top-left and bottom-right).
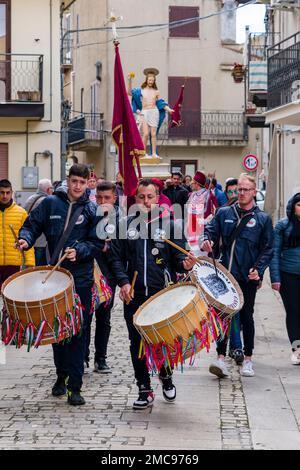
[
  {"x1": 133, "y1": 280, "x2": 237, "y2": 373},
  {"x1": 91, "y1": 260, "x2": 113, "y2": 312},
  {"x1": 1, "y1": 267, "x2": 84, "y2": 351},
  {"x1": 133, "y1": 236, "x2": 244, "y2": 373}
]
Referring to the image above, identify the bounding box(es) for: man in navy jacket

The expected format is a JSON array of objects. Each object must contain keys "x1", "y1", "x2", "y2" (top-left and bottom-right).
[
  {"x1": 18, "y1": 164, "x2": 103, "y2": 406},
  {"x1": 110, "y1": 179, "x2": 197, "y2": 410},
  {"x1": 202, "y1": 173, "x2": 273, "y2": 378}
]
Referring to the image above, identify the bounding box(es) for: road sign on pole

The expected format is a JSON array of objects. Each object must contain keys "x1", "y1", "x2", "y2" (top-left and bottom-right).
[{"x1": 243, "y1": 154, "x2": 259, "y2": 172}]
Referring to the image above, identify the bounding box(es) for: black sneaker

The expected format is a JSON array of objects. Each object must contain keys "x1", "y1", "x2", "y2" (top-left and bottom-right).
[
  {"x1": 132, "y1": 386, "x2": 155, "y2": 410},
  {"x1": 67, "y1": 390, "x2": 86, "y2": 406},
  {"x1": 230, "y1": 349, "x2": 244, "y2": 366},
  {"x1": 52, "y1": 377, "x2": 67, "y2": 397},
  {"x1": 159, "y1": 376, "x2": 176, "y2": 403},
  {"x1": 94, "y1": 359, "x2": 112, "y2": 374}
]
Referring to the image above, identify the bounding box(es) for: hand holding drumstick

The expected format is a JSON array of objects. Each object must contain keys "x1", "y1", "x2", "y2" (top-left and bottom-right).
[{"x1": 120, "y1": 271, "x2": 138, "y2": 305}]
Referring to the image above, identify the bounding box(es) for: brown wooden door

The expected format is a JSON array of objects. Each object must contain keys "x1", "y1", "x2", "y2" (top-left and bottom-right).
[
  {"x1": 0, "y1": 143, "x2": 8, "y2": 179},
  {"x1": 168, "y1": 77, "x2": 201, "y2": 138},
  {"x1": 171, "y1": 160, "x2": 197, "y2": 177}
]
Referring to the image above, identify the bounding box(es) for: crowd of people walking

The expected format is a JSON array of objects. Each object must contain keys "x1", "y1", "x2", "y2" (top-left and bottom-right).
[{"x1": 0, "y1": 164, "x2": 299, "y2": 410}]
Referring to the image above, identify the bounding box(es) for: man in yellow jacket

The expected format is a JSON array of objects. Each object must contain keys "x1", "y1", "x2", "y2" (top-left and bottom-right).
[{"x1": 0, "y1": 179, "x2": 35, "y2": 288}]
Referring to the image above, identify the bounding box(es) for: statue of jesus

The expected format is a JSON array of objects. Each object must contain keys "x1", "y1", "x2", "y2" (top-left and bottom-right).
[{"x1": 128, "y1": 68, "x2": 173, "y2": 158}]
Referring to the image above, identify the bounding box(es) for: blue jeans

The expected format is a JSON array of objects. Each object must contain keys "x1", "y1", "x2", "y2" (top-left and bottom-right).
[{"x1": 229, "y1": 312, "x2": 242, "y2": 350}]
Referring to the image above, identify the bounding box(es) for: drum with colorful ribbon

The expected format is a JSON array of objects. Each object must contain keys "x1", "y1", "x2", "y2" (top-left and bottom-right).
[
  {"x1": 133, "y1": 282, "x2": 226, "y2": 373},
  {"x1": 1, "y1": 266, "x2": 83, "y2": 350}
]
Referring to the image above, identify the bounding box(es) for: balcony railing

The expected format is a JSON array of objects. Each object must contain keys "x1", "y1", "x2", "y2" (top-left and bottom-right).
[
  {"x1": 0, "y1": 54, "x2": 43, "y2": 102},
  {"x1": 68, "y1": 113, "x2": 104, "y2": 145},
  {"x1": 267, "y1": 31, "x2": 300, "y2": 110},
  {"x1": 158, "y1": 111, "x2": 247, "y2": 141}
]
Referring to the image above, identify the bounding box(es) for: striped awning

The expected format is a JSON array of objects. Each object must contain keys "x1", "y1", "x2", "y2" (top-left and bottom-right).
[{"x1": 249, "y1": 61, "x2": 267, "y2": 91}]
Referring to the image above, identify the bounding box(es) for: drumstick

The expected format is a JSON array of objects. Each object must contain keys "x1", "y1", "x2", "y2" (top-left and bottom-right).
[
  {"x1": 42, "y1": 251, "x2": 70, "y2": 284},
  {"x1": 9, "y1": 224, "x2": 26, "y2": 268},
  {"x1": 126, "y1": 271, "x2": 138, "y2": 305},
  {"x1": 42, "y1": 240, "x2": 79, "y2": 284},
  {"x1": 206, "y1": 232, "x2": 219, "y2": 279}
]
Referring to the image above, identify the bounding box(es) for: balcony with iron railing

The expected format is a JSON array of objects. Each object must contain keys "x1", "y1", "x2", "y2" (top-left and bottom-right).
[
  {"x1": 245, "y1": 32, "x2": 280, "y2": 126},
  {"x1": 0, "y1": 54, "x2": 44, "y2": 118},
  {"x1": 67, "y1": 113, "x2": 104, "y2": 149},
  {"x1": 267, "y1": 31, "x2": 300, "y2": 110},
  {"x1": 61, "y1": 38, "x2": 73, "y2": 69},
  {"x1": 157, "y1": 111, "x2": 248, "y2": 144}
]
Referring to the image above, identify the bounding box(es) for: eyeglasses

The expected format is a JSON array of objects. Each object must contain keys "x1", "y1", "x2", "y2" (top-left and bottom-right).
[
  {"x1": 227, "y1": 189, "x2": 238, "y2": 196},
  {"x1": 237, "y1": 187, "x2": 255, "y2": 193}
]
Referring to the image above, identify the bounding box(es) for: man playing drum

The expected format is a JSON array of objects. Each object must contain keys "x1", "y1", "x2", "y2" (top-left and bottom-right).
[
  {"x1": 109, "y1": 179, "x2": 197, "y2": 410},
  {"x1": 201, "y1": 173, "x2": 273, "y2": 378},
  {"x1": 18, "y1": 164, "x2": 103, "y2": 406}
]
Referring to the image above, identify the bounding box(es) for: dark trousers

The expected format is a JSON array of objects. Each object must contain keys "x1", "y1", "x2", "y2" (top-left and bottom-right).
[
  {"x1": 52, "y1": 285, "x2": 92, "y2": 392},
  {"x1": 124, "y1": 295, "x2": 172, "y2": 390},
  {"x1": 34, "y1": 247, "x2": 47, "y2": 266},
  {"x1": 217, "y1": 281, "x2": 257, "y2": 358},
  {"x1": 280, "y1": 271, "x2": 300, "y2": 349},
  {"x1": 0, "y1": 266, "x2": 20, "y2": 289},
  {"x1": 85, "y1": 289, "x2": 116, "y2": 363}
]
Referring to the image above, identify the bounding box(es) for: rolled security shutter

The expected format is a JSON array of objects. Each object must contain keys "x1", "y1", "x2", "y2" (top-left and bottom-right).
[{"x1": 0, "y1": 143, "x2": 8, "y2": 179}]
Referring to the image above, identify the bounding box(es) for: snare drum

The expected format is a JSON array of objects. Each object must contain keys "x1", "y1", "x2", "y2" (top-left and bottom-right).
[
  {"x1": 191, "y1": 257, "x2": 244, "y2": 319},
  {"x1": 133, "y1": 283, "x2": 211, "y2": 370},
  {"x1": 1, "y1": 266, "x2": 82, "y2": 349}
]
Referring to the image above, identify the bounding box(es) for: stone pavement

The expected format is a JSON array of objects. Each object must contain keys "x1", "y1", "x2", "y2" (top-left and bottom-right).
[{"x1": 1, "y1": 279, "x2": 300, "y2": 450}]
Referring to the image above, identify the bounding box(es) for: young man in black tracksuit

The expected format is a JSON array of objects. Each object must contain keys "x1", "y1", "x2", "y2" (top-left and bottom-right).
[
  {"x1": 109, "y1": 179, "x2": 197, "y2": 409},
  {"x1": 85, "y1": 181, "x2": 120, "y2": 373},
  {"x1": 202, "y1": 173, "x2": 274, "y2": 378},
  {"x1": 18, "y1": 164, "x2": 103, "y2": 406}
]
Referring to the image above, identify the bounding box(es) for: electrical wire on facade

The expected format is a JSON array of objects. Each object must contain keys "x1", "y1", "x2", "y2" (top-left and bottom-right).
[{"x1": 63, "y1": 0, "x2": 257, "y2": 49}]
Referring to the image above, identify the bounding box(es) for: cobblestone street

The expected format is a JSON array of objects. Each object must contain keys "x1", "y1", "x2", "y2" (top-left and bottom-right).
[{"x1": 1, "y1": 279, "x2": 300, "y2": 450}]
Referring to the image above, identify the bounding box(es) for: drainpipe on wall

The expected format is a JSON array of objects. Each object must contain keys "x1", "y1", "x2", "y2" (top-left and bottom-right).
[{"x1": 26, "y1": 0, "x2": 54, "y2": 171}]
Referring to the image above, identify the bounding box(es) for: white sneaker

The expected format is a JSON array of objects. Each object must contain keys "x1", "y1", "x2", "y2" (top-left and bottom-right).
[
  {"x1": 240, "y1": 360, "x2": 255, "y2": 377},
  {"x1": 291, "y1": 350, "x2": 300, "y2": 365},
  {"x1": 209, "y1": 359, "x2": 229, "y2": 378}
]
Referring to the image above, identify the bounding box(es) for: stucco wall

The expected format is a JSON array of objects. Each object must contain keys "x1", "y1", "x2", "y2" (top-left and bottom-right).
[{"x1": 0, "y1": 0, "x2": 61, "y2": 190}]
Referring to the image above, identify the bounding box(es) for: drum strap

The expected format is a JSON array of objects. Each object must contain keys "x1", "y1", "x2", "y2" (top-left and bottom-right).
[
  {"x1": 227, "y1": 213, "x2": 254, "y2": 248},
  {"x1": 50, "y1": 205, "x2": 85, "y2": 265}
]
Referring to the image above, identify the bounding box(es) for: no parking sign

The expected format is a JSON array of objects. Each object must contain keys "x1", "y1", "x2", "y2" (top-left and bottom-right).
[{"x1": 243, "y1": 154, "x2": 259, "y2": 172}]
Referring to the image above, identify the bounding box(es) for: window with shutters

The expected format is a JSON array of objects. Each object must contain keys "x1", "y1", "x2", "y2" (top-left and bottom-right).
[
  {"x1": 0, "y1": 143, "x2": 8, "y2": 179},
  {"x1": 169, "y1": 6, "x2": 199, "y2": 38},
  {"x1": 168, "y1": 76, "x2": 201, "y2": 138}
]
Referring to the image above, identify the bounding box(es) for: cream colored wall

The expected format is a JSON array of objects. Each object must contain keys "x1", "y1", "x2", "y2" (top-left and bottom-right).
[
  {"x1": 106, "y1": 0, "x2": 244, "y2": 120},
  {"x1": 0, "y1": 0, "x2": 61, "y2": 190},
  {"x1": 66, "y1": 0, "x2": 108, "y2": 173},
  {"x1": 160, "y1": 142, "x2": 259, "y2": 187},
  {"x1": 105, "y1": 0, "x2": 247, "y2": 182},
  {"x1": 70, "y1": 0, "x2": 108, "y2": 115}
]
